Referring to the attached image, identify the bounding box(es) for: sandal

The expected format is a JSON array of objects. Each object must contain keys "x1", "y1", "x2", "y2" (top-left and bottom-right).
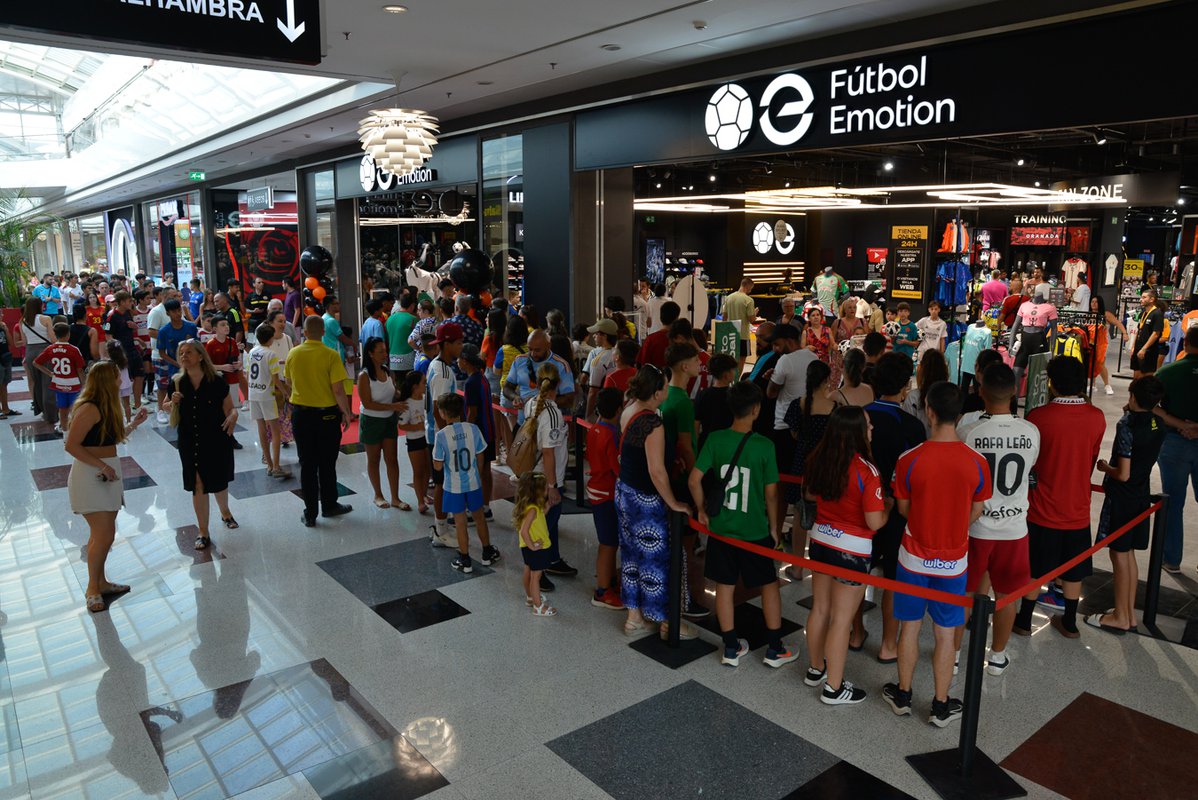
[
  {"x1": 100, "y1": 582, "x2": 131, "y2": 597},
  {"x1": 531, "y1": 601, "x2": 557, "y2": 617},
  {"x1": 624, "y1": 619, "x2": 652, "y2": 637},
  {"x1": 849, "y1": 630, "x2": 869, "y2": 652},
  {"x1": 222, "y1": 516, "x2": 239, "y2": 529},
  {"x1": 525, "y1": 596, "x2": 535, "y2": 607},
  {"x1": 195, "y1": 536, "x2": 211, "y2": 551},
  {"x1": 1085, "y1": 613, "x2": 1127, "y2": 635},
  {"x1": 418, "y1": 505, "x2": 429, "y2": 515},
  {"x1": 392, "y1": 500, "x2": 412, "y2": 511},
  {"x1": 373, "y1": 498, "x2": 391, "y2": 509},
  {"x1": 86, "y1": 594, "x2": 106, "y2": 613}
]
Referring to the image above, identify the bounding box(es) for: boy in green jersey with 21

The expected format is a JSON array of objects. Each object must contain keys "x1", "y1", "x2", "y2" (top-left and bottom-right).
[{"x1": 689, "y1": 381, "x2": 801, "y2": 669}]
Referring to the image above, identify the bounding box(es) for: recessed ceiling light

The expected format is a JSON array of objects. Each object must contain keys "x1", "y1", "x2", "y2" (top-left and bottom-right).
[
  {"x1": 1016, "y1": 157, "x2": 1025, "y2": 166},
  {"x1": 600, "y1": 43, "x2": 621, "y2": 51},
  {"x1": 383, "y1": 5, "x2": 408, "y2": 13},
  {"x1": 708, "y1": 174, "x2": 717, "y2": 182},
  {"x1": 1180, "y1": 197, "x2": 1187, "y2": 205},
  {"x1": 1034, "y1": 180, "x2": 1041, "y2": 187},
  {"x1": 883, "y1": 161, "x2": 894, "y2": 171},
  {"x1": 476, "y1": 80, "x2": 493, "y2": 86},
  {"x1": 655, "y1": 182, "x2": 662, "y2": 189}
]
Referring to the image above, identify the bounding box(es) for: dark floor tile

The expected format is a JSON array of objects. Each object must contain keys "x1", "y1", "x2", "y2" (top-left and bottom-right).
[
  {"x1": 697, "y1": 602, "x2": 802, "y2": 650},
  {"x1": 10, "y1": 420, "x2": 61, "y2": 444},
  {"x1": 627, "y1": 634, "x2": 718, "y2": 669},
  {"x1": 121, "y1": 474, "x2": 157, "y2": 491},
  {"x1": 339, "y1": 442, "x2": 365, "y2": 455},
  {"x1": 302, "y1": 735, "x2": 448, "y2": 800},
  {"x1": 316, "y1": 539, "x2": 492, "y2": 608},
  {"x1": 784, "y1": 760, "x2": 917, "y2": 799},
  {"x1": 1182, "y1": 619, "x2": 1198, "y2": 649},
  {"x1": 1079, "y1": 570, "x2": 1198, "y2": 620},
  {"x1": 29, "y1": 464, "x2": 71, "y2": 491},
  {"x1": 291, "y1": 482, "x2": 356, "y2": 501},
  {"x1": 548, "y1": 680, "x2": 837, "y2": 800},
  {"x1": 154, "y1": 422, "x2": 247, "y2": 449},
  {"x1": 796, "y1": 596, "x2": 877, "y2": 614},
  {"x1": 146, "y1": 658, "x2": 397, "y2": 800},
  {"x1": 227, "y1": 468, "x2": 299, "y2": 499},
  {"x1": 373, "y1": 590, "x2": 470, "y2": 634},
  {"x1": 1000, "y1": 691, "x2": 1198, "y2": 800}
]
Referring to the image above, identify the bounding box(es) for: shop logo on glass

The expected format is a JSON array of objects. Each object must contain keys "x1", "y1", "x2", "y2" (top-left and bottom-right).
[
  {"x1": 705, "y1": 73, "x2": 815, "y2": 152},
  {"x1": 752, "y1": 220, "x2": 797, "y2": 255}
]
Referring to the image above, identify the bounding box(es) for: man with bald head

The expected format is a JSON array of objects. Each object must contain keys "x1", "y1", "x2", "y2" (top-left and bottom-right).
[{"x1": 502, "y1": 329, "x2": 575, "y2": 423}]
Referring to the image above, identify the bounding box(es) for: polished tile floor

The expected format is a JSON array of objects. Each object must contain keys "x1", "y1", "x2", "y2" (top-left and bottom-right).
[{"x1": 1, "y1": 361, "x2": 1197, "y2": 799}]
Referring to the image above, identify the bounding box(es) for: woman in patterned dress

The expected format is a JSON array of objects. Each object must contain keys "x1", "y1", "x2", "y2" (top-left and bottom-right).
[{"x1": 616, "y1": 365, "x2": 696, "y2": 640}]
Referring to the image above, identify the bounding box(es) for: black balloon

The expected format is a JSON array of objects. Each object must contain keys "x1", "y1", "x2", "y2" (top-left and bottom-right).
[
  {"x1": 448, "y1": 248, "x2": 492, "y2": 294},
  {"x1": 299, "y1": 245, "x2": 334, "y2": 277}
]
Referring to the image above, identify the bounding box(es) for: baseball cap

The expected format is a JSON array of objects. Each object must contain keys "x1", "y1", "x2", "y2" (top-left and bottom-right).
[
  {"x1": 459, "y1": 343, "x2": 486, "y2": 369},
  {"x1": 429, "y1": 322, "x2": 464, "y2": 345},
  {"x1": 587, "y1": 318, "x2": 619, "y2": 335},
  {"x1": 768, "y1": 324, "x2": 801, "y2": 342},
  {"x1": 823, "y1": 266, "x2": 834, "y2": 273},
  {"x1": 104, "y1": 294, "x2": 116, "y2": 303}
]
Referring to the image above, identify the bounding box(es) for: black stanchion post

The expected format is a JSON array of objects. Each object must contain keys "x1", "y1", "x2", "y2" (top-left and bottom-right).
[
  {"x1": 906, "y1": 592, "x2": 1026, "y2": 800},
  {"x1": 1143, "y1": 494, "x2": 1169, "y2": 635},
  {"x1": 667, "y1": 510, "x2": 683, "y2": 649},
  {"x1": 574, "y1": 419, "x2": 586, "y2": 509}
]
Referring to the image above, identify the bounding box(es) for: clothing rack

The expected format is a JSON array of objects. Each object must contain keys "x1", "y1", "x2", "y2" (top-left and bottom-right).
[{"x1": 1055, "y1": 309, "x2": 1102, "y2": 399}]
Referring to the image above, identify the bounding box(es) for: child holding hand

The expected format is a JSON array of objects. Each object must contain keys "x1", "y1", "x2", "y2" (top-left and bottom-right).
[{"x1": 514, "y1": 471, "x2": 556, "y2": 617}]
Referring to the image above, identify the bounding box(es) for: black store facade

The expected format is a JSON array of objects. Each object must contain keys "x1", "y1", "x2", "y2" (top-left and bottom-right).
[{"x1": 564, "y1": 1, "x2": 1195, "y2": 325}]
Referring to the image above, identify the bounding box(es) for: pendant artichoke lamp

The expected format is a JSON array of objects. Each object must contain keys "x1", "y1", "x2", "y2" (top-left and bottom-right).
[{"x1": 358, "y1": 108, "x2": 439, "y2": 177}]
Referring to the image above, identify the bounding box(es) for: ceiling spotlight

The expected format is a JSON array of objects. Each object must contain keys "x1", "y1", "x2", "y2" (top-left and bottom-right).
[
  {"x1": 1034, "y1": 181, "x2": 1041, "y2": 187},
  {"x1": 708, "y1": 174, "x2": 717, "y2": 182},
  {"x1": 1091, "y1": 132, "x2": 1107, "y2": 145},
  {"x1": 1016, "y1": 157, "x2": 1025, "y2": 166},
  {"x1": 1180, "y1": 198, "x2": 1187, "y2": 205},
  {"x1": 784, "y1": 181, "x2": 791, "y2": 188},
  {"x1": 1149, "y1": 217, "x2": 1155, "y2": 222},
  {"x1": 476, "y1": 80, "x2": 494, "y2": 86},
  {"x1": 382, "y1": 4, "x2": 408, "y2": 12},
  {"x1": 600, "y1": 43, "x2": 622, "y2": 51},
  {"x1": 883, "y1": 161, "x2": 894, "y2": 171},
  {"x1": 655, "y1": 182, "x2": 662, "y2": 189}
]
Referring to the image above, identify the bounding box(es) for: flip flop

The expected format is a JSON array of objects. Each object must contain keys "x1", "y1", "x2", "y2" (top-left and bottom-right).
[
  {"x1": 86, "y1": 594, "x2": 106, "y2": 613},
  {"x1": 392, "y1": 500, "x2": 412, "y2": 511},
  {"x1": 1104, "y1": 609, "x2": 1138, "y2": 633},
  {"x1": 195, "y1": 536, "x2": 211, "y2": 551},
  {"x1": 222, "y1": 516, "x2": 239, "y2": 529},
  {"x1": 848, "y1": 630, "x2": 869, "y2": 652},
  {"x1": 373, "y1": 498, "x2": 391, "y2": 509},
  {"x1": 1085, "y1": 613, "x2": 1127, "y2": 635},
  {"x1": 100, "y1": 582, "x2": 131, "y2": 597}
]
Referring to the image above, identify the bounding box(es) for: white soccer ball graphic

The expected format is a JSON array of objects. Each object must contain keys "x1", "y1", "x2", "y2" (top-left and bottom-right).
[
  {"x1": 752, "y1": 221, "x2": 775, "y2": 254},
  {"x1": 883, "y1": 320, "x2": 901, "y2": 338},
  {"x1": 705, "y1": 83, "x2": 753, "y2": 151}
]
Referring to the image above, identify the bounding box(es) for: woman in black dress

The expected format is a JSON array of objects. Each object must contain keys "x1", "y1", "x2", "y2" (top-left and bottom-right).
[{"x1": 164, "y1": 339, "x2": 238, "y2": 550}]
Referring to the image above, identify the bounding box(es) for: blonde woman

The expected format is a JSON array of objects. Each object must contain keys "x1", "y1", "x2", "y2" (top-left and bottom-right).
[
  {"x1": 163, "y1": 340, "x2": 238, "y2": 550},
  {"x1": 65, "y1": 361, "x2": 149, "y2": 613}
]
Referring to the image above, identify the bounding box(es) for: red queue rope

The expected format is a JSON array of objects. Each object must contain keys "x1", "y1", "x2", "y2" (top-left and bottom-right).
[{"x1": 686, "y1": 517, "x2": 975, "y2": 609}]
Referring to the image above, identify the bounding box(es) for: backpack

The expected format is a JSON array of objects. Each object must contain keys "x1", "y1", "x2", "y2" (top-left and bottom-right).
[{"x1": 507, "y1": 408, "x2": 541, "y2": 477}]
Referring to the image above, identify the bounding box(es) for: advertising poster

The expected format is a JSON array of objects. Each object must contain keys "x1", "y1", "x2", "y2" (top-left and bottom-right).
[
  {"x1": 889, "y1": 226, "x2": 927, "y2": 300},
  {"x1": 1024, "y1": 352, "x2": 1052, "y2": 415},
  {"x1": 174, "y1": 220, "x2": 193, "y2": 283},
  {"x1": 713, "y1": 321, "x2": 740, "y2": 358},
  {"x1": 866, "y1": 247, "x2": 888, "y2": 284},
  {"x1": 1121, "y1": 258, "x2": 1145, "y2": 298}
]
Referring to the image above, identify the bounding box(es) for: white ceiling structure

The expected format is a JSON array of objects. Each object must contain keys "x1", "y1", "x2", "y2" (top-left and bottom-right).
[{"x1": 0, "y1": 0, "x2": 1147, "y2": 218}]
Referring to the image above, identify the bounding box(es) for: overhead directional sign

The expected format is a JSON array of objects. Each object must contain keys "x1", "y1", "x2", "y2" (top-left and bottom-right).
[{"x1": 0, "y1": 0, "x2": 322, "y2": 66}]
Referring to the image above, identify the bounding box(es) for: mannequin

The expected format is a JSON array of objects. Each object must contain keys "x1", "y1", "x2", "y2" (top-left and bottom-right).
[{"x1": 1009, "y1": 282, "x2": 1058, "y2": 394}]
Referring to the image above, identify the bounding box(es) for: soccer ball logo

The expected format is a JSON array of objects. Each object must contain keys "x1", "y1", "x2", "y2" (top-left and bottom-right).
[
  {"x1": 752, "y1": 222, "x2": 775, "y2": 254},
  {"x1": 706, "y1": 83, "x2": 753, "y2": 151},
  {"x1": 883, "y1": 320, "x2": 901, "y2": 338}
]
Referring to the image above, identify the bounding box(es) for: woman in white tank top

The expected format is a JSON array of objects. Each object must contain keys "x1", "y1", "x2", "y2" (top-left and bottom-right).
[{"x1": 357, "y1": 337, "x2": 408, "y2": 510}]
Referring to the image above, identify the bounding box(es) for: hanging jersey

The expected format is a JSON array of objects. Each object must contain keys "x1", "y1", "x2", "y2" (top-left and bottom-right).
[
  {"x1": 433, "y1": 422, "x2": 486, "y2": 494},
  {"x1": 34, "y1": 342, "x2": 85, "y2": 393},
  {"x1": 958, "y1": 414, "x2": 1040, "y2": 541},
  {"x1": 247, "y1": 345, "x2": 281, "y2": 401}
]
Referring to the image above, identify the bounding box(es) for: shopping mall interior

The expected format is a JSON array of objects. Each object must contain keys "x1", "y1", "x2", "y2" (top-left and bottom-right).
[{"x1": 0, "y1": 1, "x2": 1196, "y2": 799}]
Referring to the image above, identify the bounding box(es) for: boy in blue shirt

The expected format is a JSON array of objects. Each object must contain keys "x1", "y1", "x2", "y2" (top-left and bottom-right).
[
  {"x1": 433, "y1": 393, "x2": 500, "y2": 573},
  {"x1": 893, "y1": 302, "x2": 920, "y2": 360}
]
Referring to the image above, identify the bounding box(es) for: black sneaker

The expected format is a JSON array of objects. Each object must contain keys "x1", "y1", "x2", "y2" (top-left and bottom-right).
[
  {"x1": 231, "y1": 438, "x2": 243, "y2": 450},
  {"x1": 821, "y1": 681, "x2": 868, "y2": 706},
  {"x1": 322, "y1": 503, "x2": 353, "y2": 518},
  {"x1": 803, "y1": 666, "x2": 827, "y2": 687},
  {"x1": 451, "y1": 554, "x2": 473, "y2": 574},
  {"x1": 545, "y1": 559, "x2": 579, "y2": 577},
  {"x1": 883, "y1": 683, "x2": 913, "y2": 716},
  {"x1": 300, "y1": 513, "x2": 316, "y2": 528},
  {"x1": 540, "y1": 574, "x2": 555, "y2": 593},
  {"x1": 682, "y1": 603, "x2": 711, "y2": 620},
  {"x1": 480, "y1": 545, "x2": 501, "y2": 566},
  {"x1": 483, "y1": 507, "x2": 494, "y2": 521},
  {"x1": 930, "y1": 697, "x2": 964, "y2": 727}
]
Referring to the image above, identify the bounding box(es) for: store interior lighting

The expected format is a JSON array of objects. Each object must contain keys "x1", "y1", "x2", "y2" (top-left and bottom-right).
[
  {"x1": 633, "y1": 182, "x2": 1125, "y2": 213},
  {"x1": 359, "y1": 217, "x2": 477, "y2": 226}
]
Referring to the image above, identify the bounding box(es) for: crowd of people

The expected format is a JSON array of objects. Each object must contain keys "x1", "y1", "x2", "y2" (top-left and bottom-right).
[{"x1": 13, "y1": 265, "x2": 1198, "y2": 730}]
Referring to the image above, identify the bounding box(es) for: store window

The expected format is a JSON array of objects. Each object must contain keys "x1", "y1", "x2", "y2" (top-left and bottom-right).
[
  {"x1": 73, "y1": 215, "x2": 106, "y2": 271},
  {"x1": 212, "y1": 189, "x2": 300, "y2": 297},
  {"x1": 482, "y1": 135, "x2": 523, "y2": 302},
  {"x1": 141, "y1": 192, "x2": 205, "y2": 284}
]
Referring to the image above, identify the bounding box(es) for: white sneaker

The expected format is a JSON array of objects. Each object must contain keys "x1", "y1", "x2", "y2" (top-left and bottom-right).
[
  {"x1": 1104, "y1": 385, "x2": 1115, "y2": 395},
  {"x1": 156, "y1": 410, "x2": 170, "y2": 425},
  {"x1": 987, "y1": 652, "x2": 1010, "y2": 676}
]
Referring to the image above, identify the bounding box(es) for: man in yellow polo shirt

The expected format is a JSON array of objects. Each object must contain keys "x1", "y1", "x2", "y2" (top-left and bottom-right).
[{"x1": 286, "y1": 314, "x2": 355, "y2": 527}]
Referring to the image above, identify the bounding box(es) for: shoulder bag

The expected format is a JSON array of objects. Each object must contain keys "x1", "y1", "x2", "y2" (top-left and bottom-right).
[{"x1": 701, "y1": 431, "x2": 753, "y2": 518}]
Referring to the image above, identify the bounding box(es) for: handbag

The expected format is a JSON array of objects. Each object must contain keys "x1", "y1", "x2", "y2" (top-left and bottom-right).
[{"x1": 701, "y1": 431, "x2": 753, "y2": 518}]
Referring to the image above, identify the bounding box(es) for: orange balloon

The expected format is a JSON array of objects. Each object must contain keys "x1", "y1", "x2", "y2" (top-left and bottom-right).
[
  {"x1": 312, "y1": 286, "x2": 327, "y2": 301},
  {"x1": 304, "y1": 306, "x2": 315, "y2": 316},
  {"x1": 305, "y1": 276, "x2": 319, "y2": 290}
]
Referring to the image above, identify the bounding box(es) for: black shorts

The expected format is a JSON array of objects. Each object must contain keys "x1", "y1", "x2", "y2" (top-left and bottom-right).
[
  {"x1": 1014, "y1": 330, "x2": 1048, "y2": 368},
  {"x1": 431, "y1": 465, "x2": 444, "y2": 486},
  {"x1": 770, "y1": 426, "x2": 796, "y2": 476},
  {"x1": 871, "y1": 511, "x2": 905, "y2": 580},
  {"x1": 125, "y1": 349, "x2": 144, "y2": 376},
  {"x1": 810, "y1": 540, "x2": 871, "y2": 586},
  {"x1": 1130, "y1": 351, "x2": 1158, "y2": 373},
  {"x1": 406, "y1": 436, "x2": 428, "y2": 452},
  {"x1": 739, "y1": 338, "x2": 750, "y2": 358},
  {"x1": 703, "y1": 535, "x2": 778, "y2": 588},
  {"x1": 1028, "y1": 520, "x2": 1092, "y2": 583},
  {"x1": 522, "y1": 546, "x2": 555, "y2": 571},
  {"x1": 1097, "y1": 493, "x2": 1151, "y2": 553}
]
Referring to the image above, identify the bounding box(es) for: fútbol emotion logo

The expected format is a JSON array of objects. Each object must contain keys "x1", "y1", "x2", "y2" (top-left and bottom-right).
[{"x1": 705, "y1": 56, "x2": 957, "y2": 152}]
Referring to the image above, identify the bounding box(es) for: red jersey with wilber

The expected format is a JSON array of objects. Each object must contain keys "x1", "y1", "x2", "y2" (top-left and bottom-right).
[
  {"x1": 34, "y1": 342, "x2": 85, "y2": 393},
  {"x1": 1026, "y1": 397, "x2": 1106, "y2": 529},
  {"x1": 811, "y1": 455, "x2": 885, "y2": 557},
  {"x1": 585, "y1": 421, "x2": 621, "y2": 504},
  {"x1": 894, "y1": 441, "x2": 992, "y2": 576},
  {"x1": 205, "y1": 337, "x2": 242, "y2": 386}
]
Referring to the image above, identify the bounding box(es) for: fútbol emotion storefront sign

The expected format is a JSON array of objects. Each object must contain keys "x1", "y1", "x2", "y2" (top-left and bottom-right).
[{"x1": 574, "y1": 3, "x2": 1196, "y2": 170}]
